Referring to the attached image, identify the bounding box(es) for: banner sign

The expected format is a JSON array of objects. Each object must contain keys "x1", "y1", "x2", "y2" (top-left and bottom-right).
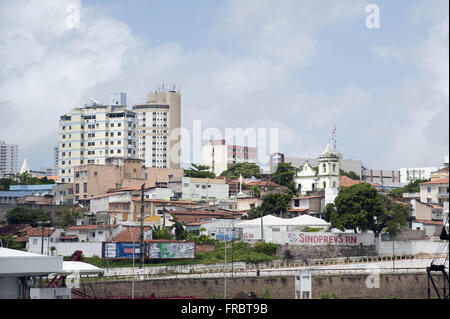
[
  {"x1": 102, "y1": 242, "x2": 196, "y2": 259},
  {"x1": 242, "y1": 227, "x2": 262, "y2": 240},
  {"x1": 283, "y1": 232, "x2": 374, "y2": 246},
  {"x1": 102, "y1": 242, "x2": 143, "y2": 259},
  {"x1": 148, "y1": 242, "x2": 195, "y2": 259}
]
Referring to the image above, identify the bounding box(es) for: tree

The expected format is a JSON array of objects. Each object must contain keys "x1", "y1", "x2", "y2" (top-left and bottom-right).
[
  {"x1": 151, "y1": 225, "x2": 173, "y2": 240},
  {"x1": 220, "y1": 162, "x2": 262, "y2": 179},
  {"x1": 271, "y1": 163, "x2": 298, "y2": 188},
  {"x1": 325, "y1": 183, "x2": 410, "y2": 237},
  {"x1": 184, "y1": 164, "x2": 215, "y2": 178},
  {"x1": 249, "y1": 185, "x2": 261, "y2": 198},
  {"x1": 6, "y1": 207, "x2": 52, "y2": 227},
  {"x1": 339, "y1": 169, "x2": 360, "y2": 180},
  {"x1": 248, "y1": 193, "x2": 292, "y2": 219},
  {"x1": 61, "y1": 209, "x2": 84, "y2": 228},
  {"x1": 389, "y1": 179, "x2": 429, "y2": 198}
]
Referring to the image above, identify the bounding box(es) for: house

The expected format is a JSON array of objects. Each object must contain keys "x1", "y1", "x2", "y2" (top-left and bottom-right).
[
  {"x1": 289, "y1": 195, "x2": 325, "y2": 218},
  {"x1": 27, "y1": 227, "x2": 62, "y2": 255},
  {"x1": 419, "y1": 178, "x2": 449, "y2": 205},
  {"x1": 62, "y1": 224, "x2": 120, "y2": 243},
  {"x1": 168, "y1": 177, "x2": 229, "y2": 201},
  {"x1": 112, "y1": 226, "x2": 153, "y2": 242}
]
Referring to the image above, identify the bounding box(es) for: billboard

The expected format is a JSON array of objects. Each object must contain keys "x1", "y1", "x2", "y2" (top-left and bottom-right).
[
  {"x1": 102, "y1": 242, "x2": 144, "y2": 259},
  {"x1": 148, "y1": 242, "x2": 195, "y2": 259},
  {"x1": 102, "y1": 241, "x2": 196, "y2": 260},
  {"x1": 282, "y1": 232, "x2": 374, "y2": 246}
]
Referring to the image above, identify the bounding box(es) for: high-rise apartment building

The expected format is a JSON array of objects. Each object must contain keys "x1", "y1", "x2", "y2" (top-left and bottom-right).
[
  {"x1": 132, "y1": 88, "x2": 181, "y2": 169},
  {"x1": 201, "y1": 139, "x2": 257, "y2": 176},
  {"x1": 58, "y1": 94, "x2": 137, "y2": 183},
  {"x1": 0, "y1": 140, "x2": 19, "y2": 177}
]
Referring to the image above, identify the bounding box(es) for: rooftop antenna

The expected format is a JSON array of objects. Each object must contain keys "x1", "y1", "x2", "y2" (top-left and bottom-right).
[
  {"x1": 329, "y1": 122, "x2": 337, "y2": 151},
  {"x1": 90, "y1": 97, "x2": 100, "y2": 105}
]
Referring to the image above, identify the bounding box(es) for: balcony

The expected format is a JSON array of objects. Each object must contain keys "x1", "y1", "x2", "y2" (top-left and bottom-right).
[{"x1": 436, "y1": 193, "x2": 449, "y2": 198}]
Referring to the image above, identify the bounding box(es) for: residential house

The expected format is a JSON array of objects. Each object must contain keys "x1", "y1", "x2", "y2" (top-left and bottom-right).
[{"x1": 419, "y1": 178, "x2": 449, "y2": 205}]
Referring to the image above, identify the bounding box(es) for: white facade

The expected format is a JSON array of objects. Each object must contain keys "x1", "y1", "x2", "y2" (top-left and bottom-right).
[
  {"x1": 133, "y1": 90, "x2": 181, "y2": 169},
  {"x1": 399, "y1": 167, "x2": 439, "y2": 184},
  {"x1": 58, "y1": 101, "x2": 137, "y2": 183},
  {"x1": 201, "y1": 140, "x2": 257, "y2": 176},
  {"x1": 180, "y1": 177, "x2": 229, "y2": 200},
  {"x1": 0, "y1": 140, "x2": 18, "y2": 177},
  {"x1": 294, "y1": 143, "x2": 340, "y2": 195}
]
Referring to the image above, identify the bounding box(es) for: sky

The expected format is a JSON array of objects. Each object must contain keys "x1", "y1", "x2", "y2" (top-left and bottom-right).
[{"x1": 0, "y1": 0, "x2": 448, "y2": 171}]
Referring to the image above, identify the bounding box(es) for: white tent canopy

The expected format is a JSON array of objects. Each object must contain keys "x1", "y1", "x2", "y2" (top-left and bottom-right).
[
  {"x1": 237, "y1": 214, "x2": 330, "y2": 228},
  {"x1": 289, "y1": 215, "x2": 331, "y2": 227},
  {"x1": 61, "y1": 261, "x2": 102, "y2": 275}
]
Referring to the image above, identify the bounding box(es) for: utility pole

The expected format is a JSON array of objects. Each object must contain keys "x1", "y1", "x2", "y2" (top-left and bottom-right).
[
  {"x1": 139, "y1": 183, "x2": 145, "y2": 269},
  {"x1": 260, "y1": 210, "x2": 264, "y2": 242}
]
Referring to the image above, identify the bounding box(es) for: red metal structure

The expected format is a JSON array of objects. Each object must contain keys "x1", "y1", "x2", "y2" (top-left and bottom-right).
[{"x1": 46, "y1": 250, "x2": 83, "y2": 288}]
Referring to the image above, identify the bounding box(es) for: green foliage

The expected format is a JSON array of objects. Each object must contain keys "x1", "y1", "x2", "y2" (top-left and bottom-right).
[
  {"x1": 61, "y1": 209, "x2": 84, "y2": 228},
  {"x1": 0, "y1": 173, "x2": 55, "y2": 191},
  {"x1": 302, "y1": 227, "x2": 323, "y2": 232},
  {"x1": 220, "y1": 162, "x2": 262, "y2": 179},
  {"x1": 261, "y1": 287, "x2": 271, "y2": 299},
  {"x1": 271, "y1": 163, "x2": 298, "y2": 188},
  {"x1": 151, "y1": 225, "x2": 173, "y2": 240},
  {"x1": 0, "y1": 234, "x2": 23, "y2": 249},
  {"x1": 186, "y1": 233, "x2": 218, "y2": 245},
  {"x1": 6, "y1": 207, "x2": 52, "y2": 227},
  {"x1": 388, "y1": 179, "x2": 429, "y2": 198},
  {"x1": 249, "y1": 185, "x2": 261, "y2": 198},
  {"x1": 339, "y1": 169, "x2": 360, "y2": 180},
  {"x1": 184, "y1": 164, "x2": 215, "y2": 178},
  {"x1": 252, "y1": 242, "x2": 278, "y2": 256},
  {"x1": 248, "y1": 193, "x2": 292, "y2": 219},
  {"x1": 326, "y1": 183, "x2": 409, "y2": 235}
]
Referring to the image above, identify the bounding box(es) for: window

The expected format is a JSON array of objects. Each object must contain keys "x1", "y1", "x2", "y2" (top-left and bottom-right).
[
  {"x1": 427, "y1": 187, "x2": 432, "y2": 193},
  {"x1": 33, "y1": 239, "x2": 38, "y2": 245},
  {"x1": 75, "y1": 184, "x2": 79, "y2": 194},
  {"x1": 332, "y1": 164, "x2": 336, "y2": 172},
  {"x1": 294, "y1": 199, "x2": 300, "y2": 207},
  {"x1": 322, "y1": 164, "x2": 326, "y2": 173},
  {"x1": 83, "y1": 183, "x2": 87, "y2": 193}
]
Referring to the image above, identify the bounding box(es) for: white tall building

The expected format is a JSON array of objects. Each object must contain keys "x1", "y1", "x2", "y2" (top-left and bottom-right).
[
  {"x1": 399, "y1": 167, "x2": 439, "y2": 184},
  {"x1": 58, "y1": 94, "x2": 137, "y2": 183},
  {"x1": 133, "y1": 88, "x2": 181, "y2": 169},
  {"x1": 201, "y1": 139, "x2": 257, "y2": 176},
  {"x1": 0, "y1": 140, "x2": 18, "y2": 177}
]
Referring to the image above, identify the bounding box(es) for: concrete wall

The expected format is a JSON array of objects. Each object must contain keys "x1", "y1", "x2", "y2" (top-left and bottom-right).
[
  {"x1": 379, "y1": 240, "x2": 446, "y2": 256},
  {"x1": 81, "y1": 273, "x2": 439, "y2": 299},
  {"x1": 276, "y1": 244, "x2": 377, "y2": 261}
]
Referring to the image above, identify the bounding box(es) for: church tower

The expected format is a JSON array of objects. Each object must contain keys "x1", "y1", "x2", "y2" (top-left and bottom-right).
[{"x1": 317, "y1": 143, "x2": 340, "y2": 190}]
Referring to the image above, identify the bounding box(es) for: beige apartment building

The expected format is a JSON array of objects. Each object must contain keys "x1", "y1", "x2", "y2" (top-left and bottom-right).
[
  {"x1": 132, "y1": 89, "x2": 181, "y2": 169},
  {"x1": 58, "y1": 96, "x2": 137, "y2": 183},
  {"x1": 419, "y1": 178, "x2": 449, "y2": 205},
  {"x1": 73, "y1": 157, "x2": 183, "y2": 202}
]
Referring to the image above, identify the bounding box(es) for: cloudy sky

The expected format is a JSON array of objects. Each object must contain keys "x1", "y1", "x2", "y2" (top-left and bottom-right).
[{"x1": 0, "y1": 0, "x2": 448, "y2": 171}]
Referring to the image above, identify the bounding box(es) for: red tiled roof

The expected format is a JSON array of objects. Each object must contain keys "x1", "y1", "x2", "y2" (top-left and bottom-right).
[
  {"x1": 246, "y1": 180, "x2": 281, "y2": 187},
  {"x1": 414, "y1": 219, "x2": 444, "y2": 225},
  {"x1": 434, "y1": 166, "x2": 449, "y2": 173},
  {"x1": 340, "y1": 175, "x2": 365, "y2": 187},
  {"x1": 420, "y1": 178, "x2": 449, "y2": 185},
  {"x1": 113, "y1": 227, "x2": 152, "y2": 242},
  {"x1": 0, "y1": 224, "x2": 33, "y2": 236},
  {"x1": 60, "y1": 235, "x2": 78, "y2": 240},
  {"x1": 27, "y1": 227, "x2": 56, "y2": 237},
  {"x1": 65, "y1": 225, "x2": 98, "y2": 231},
  {"x1": 37, "y1": 176, "x2": 59, "y2": 181},
  {"x1": 171, "y1": 210, "x2": 242, "y2": 216},
  {"x1": 293, "y1": 195, "x2": 324, "y2": 200}
]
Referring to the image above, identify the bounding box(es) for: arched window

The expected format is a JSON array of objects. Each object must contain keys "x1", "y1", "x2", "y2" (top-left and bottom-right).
[
  {"x1": 322, "y1": 163, "x2": 326, "y2": 173},
  {"x1": 333, "y1": 181, "x2": 336, "y2": 188},
  {"x1": 323, "y1": 181, "x2": 326, "y2": 188},
  {"x1": 332, "y1": 163, "x2": 336, "y2": 172}
]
